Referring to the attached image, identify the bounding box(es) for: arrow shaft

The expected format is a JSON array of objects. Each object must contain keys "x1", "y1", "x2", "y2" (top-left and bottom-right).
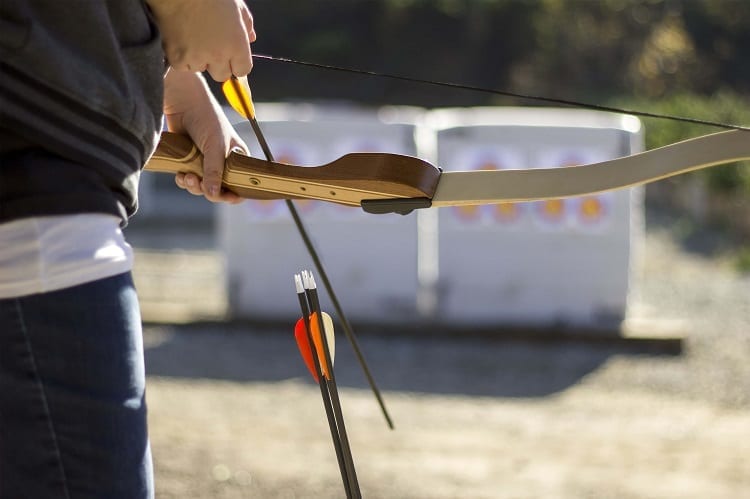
[
  {"x1": 248, "y1": 116, "x2": 275, "y2": 163},
  {"x1": 307, "y1": 287, "x2": 361, "y2": 498},
  {"x1": 296, "y1": 289, "x2": 353, "y2": 498},
  {"x1": 234, "y1": 89, "x2": 394, "y2": 428},
  {"x1": 325, "y1": 377, "x2": 360, "y2": 498}
]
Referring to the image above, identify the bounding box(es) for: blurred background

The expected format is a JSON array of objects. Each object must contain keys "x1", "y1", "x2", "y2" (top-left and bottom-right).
[{"x1": 127, "y1": 1, "x2": 749, "y2": 497}]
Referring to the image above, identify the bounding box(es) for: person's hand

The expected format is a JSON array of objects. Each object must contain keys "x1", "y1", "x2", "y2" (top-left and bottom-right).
[
  {"x1": 147, "y1": 0, "x2": 256, "y2": 81},
  {"x1": 163, "y1": 70, "x2": 246, "y2": 203}
]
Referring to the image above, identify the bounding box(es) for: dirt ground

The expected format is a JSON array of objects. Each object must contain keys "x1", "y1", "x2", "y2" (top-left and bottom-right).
[
  {"x1": 144, "y1": 376, "x2": 748, "y2": 499},
  {"x1": 131, "y1": 212, "x2": 750, "y2": 499}
]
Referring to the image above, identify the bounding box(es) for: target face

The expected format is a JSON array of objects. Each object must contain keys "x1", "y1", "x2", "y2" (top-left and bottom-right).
[
  {"x1": 446, "y1": 148, "x2": 526, "y2": 226},
  {"x1": 531, "y1": 149, "x2": 615, "y2": 232}
]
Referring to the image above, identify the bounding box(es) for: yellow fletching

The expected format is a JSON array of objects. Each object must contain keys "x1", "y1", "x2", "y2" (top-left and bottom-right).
[{"x1": 222, "y1": 76, "x2": 256, "y2": 119}]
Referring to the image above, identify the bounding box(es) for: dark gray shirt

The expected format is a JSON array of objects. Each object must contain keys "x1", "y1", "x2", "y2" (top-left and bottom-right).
[{"x1": 0, "y1": 0, "x2": 166, "y2": 224}]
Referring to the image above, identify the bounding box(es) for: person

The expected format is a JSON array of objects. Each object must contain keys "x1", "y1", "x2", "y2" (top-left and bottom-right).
[{"x1": 0, "y1": 0, "x2": 255, "y2": 496}]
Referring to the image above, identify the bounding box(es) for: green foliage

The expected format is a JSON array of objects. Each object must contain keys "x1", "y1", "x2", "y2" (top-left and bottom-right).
[
  {"x1": 247, "y1": 1, "x2": 749, "y2": 106},
  {"x1": 248, "y1": 0, "x2": 540, "y2": 106},
  {"x1": 612, "y1": 91, "x2": 750, "y2": 195},
  {"x1": 733, "y1": 247, "x2": 750, "y2": 274}
]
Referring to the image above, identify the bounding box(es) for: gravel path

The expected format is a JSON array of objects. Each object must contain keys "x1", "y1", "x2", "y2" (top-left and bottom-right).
[{"x1": 131, "y1": 208, "x2": 750, "y2": 498}]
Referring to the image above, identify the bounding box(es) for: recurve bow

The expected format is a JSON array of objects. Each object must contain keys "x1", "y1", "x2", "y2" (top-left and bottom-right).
[{"x1": 145, "y1": 129, "x2": 749, "y2": 215}]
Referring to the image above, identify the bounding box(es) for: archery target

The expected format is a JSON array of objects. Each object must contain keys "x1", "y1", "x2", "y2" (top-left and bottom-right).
[
  {"x1": 445, "y1": 147, "x2": 526, "y2": 226},
  {"x1": 492, "y1": 201, "x2": 524, "y2": 224},
  {"x1": 433, "y1": 109, "x2": 643, "y2": 329},
  {"x1": 573, "y1": 193, "x2": 614, "y2": 231},
  {"x1": 221, "y1": 105, "x2": 643, "y2": 329},
  {"x1": 531, "y1": 149, "x2": 614, "y2": 232},
  {"x1": 530, "y1": 197, "x2": 568, "y2": 230}
]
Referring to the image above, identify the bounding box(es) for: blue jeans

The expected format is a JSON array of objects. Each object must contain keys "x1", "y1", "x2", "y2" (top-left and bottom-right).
[{"x1": 0, "y1": 272, "x2": 153, "y2": 498}]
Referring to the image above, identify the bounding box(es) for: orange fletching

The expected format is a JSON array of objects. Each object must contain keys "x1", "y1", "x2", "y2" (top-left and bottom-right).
[
  {"x1": 294, "y1": 317, "x2": 319, "y2": 383},
  {"x1": 310, "y1": 311, "x2": 335, "y2": 380}
]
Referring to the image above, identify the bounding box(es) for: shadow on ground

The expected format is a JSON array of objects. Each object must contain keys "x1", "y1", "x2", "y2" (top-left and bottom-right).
[
  {"x1": 645, "y1": 201, "x2": 747, "y2": 258},
  {"x1": 144, "y1": 322, "x2": 677, "y2": 398}
]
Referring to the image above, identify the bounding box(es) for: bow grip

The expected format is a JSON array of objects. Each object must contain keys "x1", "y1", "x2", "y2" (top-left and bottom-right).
[{"x1": 144, "y1": 132, "x2": 204, "y2": 177}]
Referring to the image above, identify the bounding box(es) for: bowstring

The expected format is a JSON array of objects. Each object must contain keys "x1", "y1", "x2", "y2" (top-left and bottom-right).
[{"x1": 253, "y1": 54, "x2": 750, "y2": 132}]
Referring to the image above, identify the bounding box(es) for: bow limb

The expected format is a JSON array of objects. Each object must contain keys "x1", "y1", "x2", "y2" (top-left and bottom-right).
[{"x1": 431, "y1": 130, "x2": 750, "y2": 206}]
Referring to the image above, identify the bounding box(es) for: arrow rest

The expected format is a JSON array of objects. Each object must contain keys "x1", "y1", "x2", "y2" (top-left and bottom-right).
[{"x1": 361, "y1": 196, "x2": 433, "y2": 215}]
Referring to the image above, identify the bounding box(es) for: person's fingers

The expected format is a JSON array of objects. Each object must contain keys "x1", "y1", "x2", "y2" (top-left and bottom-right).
[
  {"x1": 200, "y1": 145, "x2": 225, "y2": 201},
  {"x1": 206, "y1": 62, "x2": 233, "y2": 83},
  {"x1": 241, "y1": 6, "x2": 257, "y2": 43},
  {"x1": 229, "y1": 137, "x2": 249, "y2": 156},
  {"x1": 229, "y1": 55, "x2": 253, "y2": 78},
  {"x1": 230, "y1": 11, "x2": 254, "y2": 77},
  {"x1": 216, "y1": 189, "x2": 243, "y2": 204},
  {"x1": 175, "y1": 173, "x2": 241, "y2": 203},
  {"x1": 214, "y1": 140, "x2": 247, "y2": 203},
  {"x1": 228, "y1": 5, "x2": 255, "y2": 77},
  {"x1": 175, "y1": 173, "x2": 205, "y2": 196},
  {"x1": 187, "y1": 63, "x2": 208, "y2": 74}
]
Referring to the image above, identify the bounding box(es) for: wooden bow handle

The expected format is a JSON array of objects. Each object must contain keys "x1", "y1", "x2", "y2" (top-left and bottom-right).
[{"x1": 144, "y1": 132, "x2": 442, "y2": 205}]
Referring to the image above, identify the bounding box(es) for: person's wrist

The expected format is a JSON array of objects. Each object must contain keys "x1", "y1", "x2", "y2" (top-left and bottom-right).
[{"x1": 163, "y1": 71, "x2": 207, "y2": 115}]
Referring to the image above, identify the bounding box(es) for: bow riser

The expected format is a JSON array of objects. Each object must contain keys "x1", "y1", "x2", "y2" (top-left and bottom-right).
[{"x1": 146, "y1": 132, "x2": 440, "y2": 205}]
